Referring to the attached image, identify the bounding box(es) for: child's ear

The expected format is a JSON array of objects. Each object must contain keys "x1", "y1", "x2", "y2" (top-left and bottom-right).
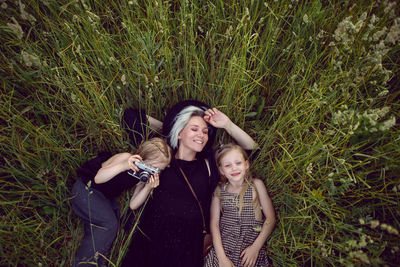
[{"x1": 245, "y1": 160, "x2": 250, "y2": 170}]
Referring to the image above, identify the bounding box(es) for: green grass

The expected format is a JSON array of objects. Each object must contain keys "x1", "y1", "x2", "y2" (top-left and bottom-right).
[{"x1": 1, "y1": 0, "x2": 399, "y2": 266}]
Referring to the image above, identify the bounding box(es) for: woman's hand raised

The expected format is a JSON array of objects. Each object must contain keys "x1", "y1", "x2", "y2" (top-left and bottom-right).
[{"x1": 203, "y1": 108, "x2": 232, "y2": 129}]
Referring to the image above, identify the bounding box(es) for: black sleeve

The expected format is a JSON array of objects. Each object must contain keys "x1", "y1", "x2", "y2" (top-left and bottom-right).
[
  {"x1": 77, "y1": 151, "x2": 112, "y2": 184},
  {"x1": 122, "y1": 108, "x2": 148, "y2": 147}
]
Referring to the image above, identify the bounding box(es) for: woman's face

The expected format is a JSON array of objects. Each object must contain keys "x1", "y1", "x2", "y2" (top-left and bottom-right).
[{"x1": 178, "y1": 116, "x2": 209, "y2": 153}]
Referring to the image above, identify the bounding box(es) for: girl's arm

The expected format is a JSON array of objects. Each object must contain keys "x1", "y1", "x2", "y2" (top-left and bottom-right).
[
  {"x1": 94, "y1": 153, "x2": 141, "y2": 184},
  {"x1": 129, "y1": 174, "x2": 159, "y2": 210},
  {"x1": 210, "y1": 188, "x2": 234, "y2": 267},
  {"x1": 240, "y1": 178, "x2": 276, "y2": 267},
  {"x1": 203, "y1": 108, "x2": 256, "y2": 150}
]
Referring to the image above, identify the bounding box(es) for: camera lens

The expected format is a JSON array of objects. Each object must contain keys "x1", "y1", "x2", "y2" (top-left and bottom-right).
[{"x1": 139, "y1": 171, "x2": 150, "y2": 183}]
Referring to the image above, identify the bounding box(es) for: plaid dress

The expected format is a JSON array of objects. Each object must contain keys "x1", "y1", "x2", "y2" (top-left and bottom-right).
[{"x1": 204, "y1": 183, "x2": 270, "y2": 267}]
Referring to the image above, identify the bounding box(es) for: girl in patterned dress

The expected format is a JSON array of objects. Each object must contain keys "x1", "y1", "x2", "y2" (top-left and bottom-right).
[{"x1": 204, "y1": 144, "x2": 276, "y2": 267}]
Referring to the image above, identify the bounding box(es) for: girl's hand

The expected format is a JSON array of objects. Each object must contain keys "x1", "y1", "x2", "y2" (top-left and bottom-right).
[
  {"x1": 145, "y1": 173, "x2": 160, "y2": 189},
  {"x1": 128, "y1": 154, "x2": 142, "y2": 172},
  {"x1": 219, "y1": 256, "x2": 234, "y2": 267},
  {"x1": 240, "y1": 245, "x2": 260, "y2": 267},
  {"x1": 204, "y1": 108, "x2": 232, "y2": 129}
]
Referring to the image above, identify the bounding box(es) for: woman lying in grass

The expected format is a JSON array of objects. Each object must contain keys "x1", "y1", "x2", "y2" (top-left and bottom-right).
[
  {"x1": 70, "y1": 137, "x2": 171, "y2": 267},
  {"x1": 121, "y1": 100, "x2": 258, "y2": 267}
]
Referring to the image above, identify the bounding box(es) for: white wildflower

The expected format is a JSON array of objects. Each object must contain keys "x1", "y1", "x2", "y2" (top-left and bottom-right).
[
  {"x1": 370, "y1": 220, "x2": 379, "y2": 229},
  {"x1": 376, "y1": 106, "x2": 390, "y2": 118},
  {"x1": 385, "y1": 18, "x2": 400, "y2": 45},
  {"x1": 370, "y1": 14, "x2": 379, "y2": 25},
  {"x1": 75, "y1": 44, "x2": 81, "y2": 56},
  {"x1": 359, "y1": 218, "x2": 365, "y2": 225},
  {"x1": 71, "y1": 93, "x2": 77, "y2": 103},
  {"x1": 349, "y1": 250, "x2": 370, "y2": 264},
  {"x1": 380, "y1": 223, "x2": 388, "y2": 230},
  {"x1": 1, "y1": 2, "x2": 7, "y2": 9},
  {"x1": 303, "y1": 14, "x2": 310, "y2": 24},
  {"x1": 7, "y1": 17, "x2": 24, "y2": 39},
  {"x1": 19, "y1": 0, "x2": 36, "y2": 23},
  {"x1": 372, "y1": 26, "x2": 387, "y2": 41},
  {"x1": 383, "y1": 1, "x2": 396, "y2": 15},
  {"x1": 354, "y1": 12, "x2": 367, "y2": 33},
  {"x1": 316, "y1": 30, "x2": 325, "y2": 39},
  {"x1": 359, "y1": 235, "x2": 367, "y2": 247},
  {"x1": 379, "y1": 116, "x2": 396, "y2": 131},
  {"x1": 306, "y1": 163, "x2": 313, "y2": 174},
  {"x1": 21, "y1": 51, "x2": 41, "y2": 67},
  {"x1": 98, "y1": 57, "x2": 104, "y2": 66},
  {"x1": 121, "y1": 74, "x2": 127, "y2": 85}
]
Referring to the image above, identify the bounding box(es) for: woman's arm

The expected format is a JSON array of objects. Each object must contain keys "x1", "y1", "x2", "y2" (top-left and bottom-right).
[
  {"x1": 203, "y1": 108, "x2": 256, "y2": 150},
  {"x1": 147, "y1": 115, "x2": 163, "y2": 132},
  {"x1": 240, "y1": 178, "x2": 276, "y2": 267},
  {"x1": 94, "y1": 153, "x2": 141, "y2": 184},
  {"x1": 129, "y1": 174, "x2": 159, "y2": 210},
  {"x1": 210, "y1": 188, "x2": 234, "y2": 267}
]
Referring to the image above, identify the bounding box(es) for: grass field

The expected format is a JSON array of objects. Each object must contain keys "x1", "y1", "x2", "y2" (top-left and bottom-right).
[{"x1": 1, "y1": 0, "x2": 399, "y2": 266}]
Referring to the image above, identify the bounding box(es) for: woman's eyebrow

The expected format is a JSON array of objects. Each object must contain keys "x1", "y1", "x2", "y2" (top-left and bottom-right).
[{"x1": 188, "y1": 123, "x2": 208, "y2": 129}]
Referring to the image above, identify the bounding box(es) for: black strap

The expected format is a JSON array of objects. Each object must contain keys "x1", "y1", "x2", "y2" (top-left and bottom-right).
[{"x1": 177, "y1": 164, "x2": 207, "y2": 234}]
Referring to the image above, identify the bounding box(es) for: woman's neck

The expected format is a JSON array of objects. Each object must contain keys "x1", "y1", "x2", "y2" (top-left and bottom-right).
[{"x1": 175, "y1": 147, "x2": 197, "y2": 161}]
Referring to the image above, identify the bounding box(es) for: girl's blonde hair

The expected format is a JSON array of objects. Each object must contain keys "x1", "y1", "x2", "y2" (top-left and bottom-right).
[
  {"x1": 215, "y1": 143, "x2": 259, "y2": 215},
  {"x1": 136, "y1": 137, "x2": 172, "y2": 167}
]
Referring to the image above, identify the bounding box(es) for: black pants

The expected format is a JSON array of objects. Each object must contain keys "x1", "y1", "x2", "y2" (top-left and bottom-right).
[{"x1": 70, "y1": 178, "x2": 119, "y2": 267}]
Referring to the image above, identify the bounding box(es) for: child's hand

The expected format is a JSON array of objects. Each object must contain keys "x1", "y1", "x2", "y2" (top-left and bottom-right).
[
  {"x1": 203, "y1": 108, "x2": 232, "y2": 129},
  {"x1": 219, "y1": 256, "x2": 234, "y2": 267},
  {"x1": 145, "y1": 174, "x2": 160, "y2": 189},
  {"x1": 240, "y1": 245, "x2": 260, "y2": 267},
  {"x1": 128, "y1": 154, "x2": 142, "y2": 172}
]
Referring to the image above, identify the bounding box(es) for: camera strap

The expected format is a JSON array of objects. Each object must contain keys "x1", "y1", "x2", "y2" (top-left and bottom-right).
[{"x1": 177, "y1": 164, "x2": 207, "y2": 234}]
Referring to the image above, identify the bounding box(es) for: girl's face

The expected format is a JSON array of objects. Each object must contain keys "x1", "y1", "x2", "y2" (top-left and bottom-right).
[
  {"x1": 218, "y1": 149, "x2": 249, "y2": 183},
  {"x1": 178, "y1": 116, "x2": 209, "y2": 153}
]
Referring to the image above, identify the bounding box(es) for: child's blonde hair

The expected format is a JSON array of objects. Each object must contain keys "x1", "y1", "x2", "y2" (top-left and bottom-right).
[
  {"x1": 136, "y1": 137, "x2": 172, "y2": 167},
  {"x1": 215, "y1": 143, "x2": 259, "y2": 215}
]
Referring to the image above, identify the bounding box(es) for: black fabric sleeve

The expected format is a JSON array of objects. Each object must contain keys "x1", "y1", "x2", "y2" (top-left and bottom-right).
[
  {"x1": 122, "y1": 108, "x2": 148, "y2": 148},
  {"x1": 77, "y1": 151, "x2": 112, "y2": 184}
]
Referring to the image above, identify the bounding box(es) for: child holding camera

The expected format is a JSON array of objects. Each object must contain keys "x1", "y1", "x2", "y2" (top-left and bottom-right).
[{"x1": 70, "y1": 137, "x2": 171, "y2": 267}]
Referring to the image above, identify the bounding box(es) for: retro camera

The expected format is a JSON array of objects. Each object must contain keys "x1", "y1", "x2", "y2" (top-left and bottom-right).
[{"x1": 127, "y1": 161, "x2": 159, "y2": 183}]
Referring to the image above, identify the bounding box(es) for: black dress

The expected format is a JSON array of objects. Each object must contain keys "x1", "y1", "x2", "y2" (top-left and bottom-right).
[{"x1": 122, "y1": 154, "x2": 219, "y2": 267}]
